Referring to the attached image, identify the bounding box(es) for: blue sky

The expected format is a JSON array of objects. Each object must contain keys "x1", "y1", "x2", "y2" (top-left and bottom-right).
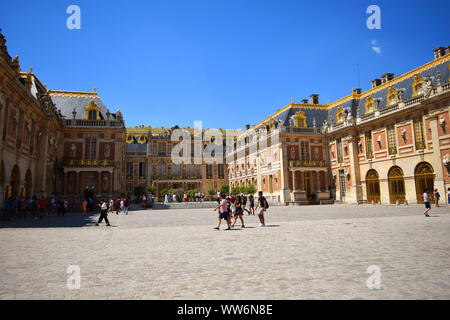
[{"x1": 1, "y1": 0, "x2": 449, "y2": 129}]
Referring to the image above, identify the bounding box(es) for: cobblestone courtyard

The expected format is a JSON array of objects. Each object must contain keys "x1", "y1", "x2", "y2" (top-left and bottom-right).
[{"x1": 1, "y1": 204, "x2": 450, "y2": 300}]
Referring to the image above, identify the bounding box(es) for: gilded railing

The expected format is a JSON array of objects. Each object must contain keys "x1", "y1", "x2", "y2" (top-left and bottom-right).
[
  {"x1": 64, "y1": 159, "x2": 115, "y2": 167},
  {"x1": 288, "y1": 160, "x2": 327, "y2": 167}
]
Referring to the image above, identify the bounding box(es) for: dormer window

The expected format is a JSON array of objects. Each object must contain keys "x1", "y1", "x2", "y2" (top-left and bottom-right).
[
  {"x1": 411, "y1": 74, "x2": 424, "y2": 96},
  {"x1": 293, "y1": 110, "x2": 307, "y2": 127},
  {"x1": 336, "y1": 106, "x2": 345, "y2": 123},
  {"x1": 365, "y1": 96, "x2": 376, "y2": 114},
  {"x1": 84, "y1": 101, "x2": 101, "y2": 120},
  {"x1": 386, "y1": 86, "x2": 399, "y2": 106}
]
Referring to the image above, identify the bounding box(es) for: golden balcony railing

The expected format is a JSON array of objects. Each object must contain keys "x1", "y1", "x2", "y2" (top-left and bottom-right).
[
  {"x1": 288, "y1": 160, "x2": 328, "y2": 167},
  {"x1": 64, "y1": 159, "x2": 115, "y2": 167}
]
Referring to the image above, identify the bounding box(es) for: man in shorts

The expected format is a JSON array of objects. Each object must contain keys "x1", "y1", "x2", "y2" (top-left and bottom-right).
[
  {"x1": 423, "y1": 190, "x2": 431, "y2": 217},
  {"x1": 213, "y1": 194, "x2": 231, "y2": 230},
  {"x1": 255, "y1": 191, "x2": 268, "y2": 227}
]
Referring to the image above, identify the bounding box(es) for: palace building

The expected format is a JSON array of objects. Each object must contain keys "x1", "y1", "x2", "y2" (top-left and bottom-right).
[
  {"x1": 0, "y1": 28, "x2": 449, "y2": 207},
  {"x1": 125, "y1": 125, "x2": 231, "y2": 201}
]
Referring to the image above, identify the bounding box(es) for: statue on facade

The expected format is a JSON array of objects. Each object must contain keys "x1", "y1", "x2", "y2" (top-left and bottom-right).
[
  {"x1": 104, "y1": 144, "x2": 111, "y2": 158},
  {"x1": 70, "y1": 143, "x2": 76, "y2": 157},
  {"x1": 423, "y1": 75, "x2": 433, "y2": 98}
]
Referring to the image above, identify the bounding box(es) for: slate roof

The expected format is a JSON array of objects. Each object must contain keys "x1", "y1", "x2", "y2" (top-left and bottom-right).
[{"x1": 48, "y1": 91, "x2": 117, "y2": 120}]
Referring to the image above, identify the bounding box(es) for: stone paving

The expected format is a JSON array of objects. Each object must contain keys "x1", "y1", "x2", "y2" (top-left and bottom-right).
[{"x1": 0, "y1": 204, "x2": 450, "y2": 300}]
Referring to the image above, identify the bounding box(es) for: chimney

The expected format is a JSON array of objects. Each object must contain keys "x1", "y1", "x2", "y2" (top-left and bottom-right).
[
  {"x1": 301, "y1": 99, "x2": 309, "y2": 104},
  {"x1": 381, "y1": 73, "x2": 394, "y2": 83},
  {"x1": 245, "y1": 124, "x2": 250, "y2": 130},
  {"x1": 371, "y1": 78, "x2": 382, "y2": 89},
  {"x1": 433, "y1": 47, "x2": 446, "y2": 59},
  {"x1": 352, "y1": 88, "x2": 361, "y2": 95},
  {"x1": 309, "y1": 94, "x2": 319, "y2": 104}
]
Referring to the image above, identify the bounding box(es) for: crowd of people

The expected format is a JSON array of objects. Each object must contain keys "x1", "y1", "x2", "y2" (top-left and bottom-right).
[
  {"x1": 3, "y1": 195, "x2": 70, "y2": 220},
  {"x1": 213, "y1": 191, "x2": 269, "y2": 230}
]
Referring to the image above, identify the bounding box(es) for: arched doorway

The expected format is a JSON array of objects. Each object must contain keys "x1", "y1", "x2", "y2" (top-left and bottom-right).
[
  {"x1": 366, "y1": 169, "x2": 380, "y2": 204},
  {"x1": 10, "y1": 165, "x2": 20, "y2": 197},
  {"x1": 388, "y1": 166, "x2": 406, "y2": 204},
  {"x1": 24, "y1": 169, "x2": 32, "y2": 199},
  {"x1": 415, "y1": 162, "x2": 435, "y2": 203}
]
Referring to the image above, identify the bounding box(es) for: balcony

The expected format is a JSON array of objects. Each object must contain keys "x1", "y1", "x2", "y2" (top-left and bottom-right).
[
  {"x1": 64, "y1": 159, "x2": 115, "y2": 167},
  {"x1": 64, "y1": 119, "x2": 124, "y2": 128},
  {"x1": 288, "y1": 160, "x2": 328, "y2": 168}
]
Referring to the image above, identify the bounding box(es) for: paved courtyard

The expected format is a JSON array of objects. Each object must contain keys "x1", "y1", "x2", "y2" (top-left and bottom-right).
[{"x1": 1, "y1": 204, "x2": 450, "y2": 300}]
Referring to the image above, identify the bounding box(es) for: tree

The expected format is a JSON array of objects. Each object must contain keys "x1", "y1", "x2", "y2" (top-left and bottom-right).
[
  {"x1": 231, "y1": 186, "x2": 240, "y2": 196},
  {"x1": 220, "y1": 184, "x2": 230, "y2": 195},
  {"x1": 207, "y1": 189, "x2": 216, "y2": 200},
  {"x1": 148, "y1": 185, "x2": 156, "y2": 195},
  {"x1": 133, "y1": 186, "x2": 145, "y2": 198},
  {"x1": 246, "y1": 184, "x2": 257, "y2": 195}
]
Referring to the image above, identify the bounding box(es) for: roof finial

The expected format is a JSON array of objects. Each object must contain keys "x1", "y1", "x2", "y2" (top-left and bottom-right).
[
  {"x1": 30, "y1": 66, "x2": 33, "y2": 73},
  {"x1": 291, "y1": 97, "x2": 293, "y2": 103},
  {"x1": 94, "y1": 87, "x2": 96, "y2": 92}
]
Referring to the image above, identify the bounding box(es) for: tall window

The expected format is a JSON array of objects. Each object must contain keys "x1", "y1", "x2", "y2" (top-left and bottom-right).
[
  {"x1": 388, "y1": 125, "x2": 397, "y2": 155},
  {"x1": 126, "y1": 163, "x2": 133, "y2": 178},
  {"x1": 158, "y1": 142, "x2": 166, "y2": 155},
  {"x1": 218, "y1": 164, "x2": 224, "y2": 179},
  {"x1": 365, "y1": 132, "x2": 373, "y2": 159},
  {"x1": 336, "y1": 138, "x2": 343, "y2": 163},
  {"x1": 300, "y1": 141, "x2": 310, "y2": 161},
  {"x1": 139, "y1": 162, "x2": 146, "y2": 178},
  {"x1": 85, "y1": 137, "x2": 97, "y2": 159},
  {"x1": 414, "y1": 118, "x2": 425, "y2": 150},
  {"x1": 88, "y1": 110, "x2": 97, "y2": 120},
  {"x1": 206, "y1": 164, "x2": 213, "y2": 179}
]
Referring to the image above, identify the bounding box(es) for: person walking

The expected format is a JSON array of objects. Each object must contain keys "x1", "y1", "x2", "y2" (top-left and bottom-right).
[
  {"x1": 57, "y1": 199, "x2": 65, "y2": 217},
  {"x1": 96, "y1": 200, "x2": 110, "y2": 226},
  {"x1": 82, "y1": 198, "x2": 88, "y2": 215},
  {"x1": 434, "y1": 189, "x2": 440, "y2": 207},
  {"x1": 248, "y1": 194, "x2": 255, "y2": 215},
  {"x1": 213, "y1": 194, "x2": 231, "y2": 230},
  {"x1": 255, "y1": 191, "x2": 268, "y2": 227},
  {"x1": 232, "y1": 195, "x2": 245, "y2": 228},
  {"x1": 124, "y1": 197, "x2": 129, "y2": 215},
  {"x1": 31, "y1": 195, "x2": 38, "y2": 220},
  {"x1": 423, "y1": 190, "x2": 431, "y2": 217},
  {"x1": 164, "y1": 194, "x2": 169, "y2": 204},
  {"x1": 115, "y1": 197, "x2": 121, "y2": 215},
  {"x1": 38, "y1": 196, "x2": 47, "y2": 220}
]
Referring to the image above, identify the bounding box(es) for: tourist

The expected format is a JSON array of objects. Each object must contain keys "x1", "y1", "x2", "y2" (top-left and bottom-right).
[
  {"x1": 57, "y1": 199, "x2": 65, "y2": 217},
  {"x1": 423, "y1": 190, "x2": 431, "y2": 217},
  {"x1": 115, "y1": 197, "x2": 121, "y2": 215},
  {"x1": 31, "y1": 196, "x2": 38, "y2": 220},
  {"x1": 172, "y1": 193, "x2": 177, "y2": 202},
  {"x1": 433, "y1": 189, "x2": 440, "y2": 207},
  {"x1": 213, "y1": 194, "x2": 231, "y2": 230},
  {"x1": 124, "y1": 197, "x2": 130, "y2": 215},
  {"x1": 108, "y1": 198, "x2": 114, "y2": 213},
  {"x1": 242, "y1": 194, "x2": 249, "y2": 214},
  {"x1": 232, "y1": 195, "x2": 245, "y2": 228},
  {"x1": 164, "y1": 194, "x2": 169, "y2": 204},
  {"x1": 95, "y1": 200, "x2": 110, "y2": 226},
  {"x1": 184, "y1": 193, "x2": 188, "y2": 203},
  {"x1": 82, "y1": 198, "x2": 88, "y2": 215},
  {"x1": 38, "y1": 196, "x2": 47, "y2": 220},
  {"x1": 5, "y1": 197, "x2": 14, "y2": 220},
  {"x1": 120, "y1": 198, "x2": 125, "y2": 212},
  {"x1": 255, "y1": 191, "x2": 268, "y2": 227},
  {"x1": 249, "y1": 194, "x2": 255, "y2": 214}
]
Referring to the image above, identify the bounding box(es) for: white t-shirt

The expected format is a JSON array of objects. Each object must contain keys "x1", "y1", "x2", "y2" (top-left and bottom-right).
[
  {"x1": 101, "y1": 202, "x2": 107, "y2": 210},
  {"x1": 423, "y1": 192, "x2": 429, "y2": 202}
]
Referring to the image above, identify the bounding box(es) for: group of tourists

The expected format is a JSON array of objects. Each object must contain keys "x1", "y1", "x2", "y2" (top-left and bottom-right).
[
  {"x1": 95, "y1": 196, "x2": 131, "y2": 226},
  {"x1": 213, "y1": 191, "x2": 269, "y2": 230},
  {"x1": 4, "y1": 195, "x2": 70, "y2": 220}
]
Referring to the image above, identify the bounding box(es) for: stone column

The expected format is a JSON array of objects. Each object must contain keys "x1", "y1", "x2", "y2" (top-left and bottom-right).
[
  {"x1": 300, "y1": 170, "x2": 304, "y2": 191},
  {"x1": 428, "y1": 114, "x2": 446, "y2": 205},
  {"x1": 316, "y1": 170, "x2": 321, "y2": 192},
  {"x1": 33, "y1": 125, "x2": 49, "y2": 198},
  {"x1": 348, "y1": 134, "x2": 362, "y2": 204},
  {"x1": 292, "y1": 170, "x2": 296, "y2": 191},
  {"x1": 279, "y1": 145, "x2": 290, "y2": 203},
  {"x1": 324, "y1": 170, "x2": 329, "y2": 191}
]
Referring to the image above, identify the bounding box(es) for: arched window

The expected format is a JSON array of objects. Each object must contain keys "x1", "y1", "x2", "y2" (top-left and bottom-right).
[
  {"x1": 366, "y1": 169, "x2": 380, "y2": 204},
  {"x1": 414, "y1": 162, "x2": 434, "y2": 203},
  {"x1": 388, "y1": 166, "x2": 406, "y2": 204}
]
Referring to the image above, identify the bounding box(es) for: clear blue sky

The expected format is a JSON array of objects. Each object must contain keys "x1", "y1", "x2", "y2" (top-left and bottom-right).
[{"x1": 1, "y1": 0, "x2": 449, "y2": 129}]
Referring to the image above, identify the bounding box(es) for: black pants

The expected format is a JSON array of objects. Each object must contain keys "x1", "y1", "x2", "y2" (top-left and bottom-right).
[{"x1": 98, "y1": 210, "x2": 109, "y2": 224}]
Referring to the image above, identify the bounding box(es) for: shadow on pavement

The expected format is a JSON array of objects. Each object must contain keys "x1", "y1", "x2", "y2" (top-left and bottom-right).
[{"x1": 0, "y1": 211, "x2": 100, "y2": 229}]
